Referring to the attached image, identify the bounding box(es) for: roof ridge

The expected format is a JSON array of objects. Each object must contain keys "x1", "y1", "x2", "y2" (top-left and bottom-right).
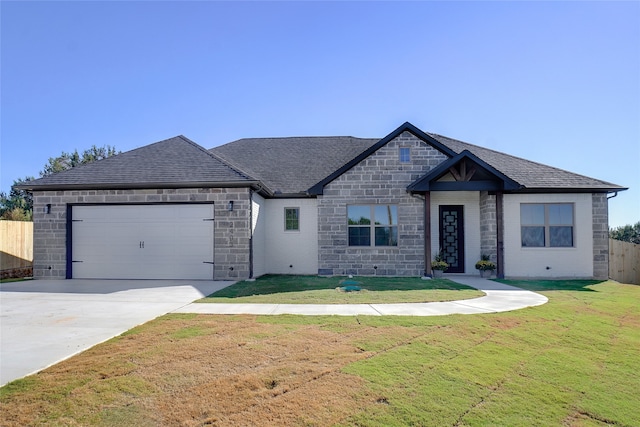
[
  {"x1": 229, "y1": 136, "x2": 380, "y2": 142},
  {"x1": 176, "y1": 135, "x2": 258, "y2": 182}
]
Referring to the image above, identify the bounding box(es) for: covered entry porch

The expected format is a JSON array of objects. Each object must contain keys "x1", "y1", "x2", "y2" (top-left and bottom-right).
[{"x1": 408, "y1": 150, "x2": 521, "y2": 278}]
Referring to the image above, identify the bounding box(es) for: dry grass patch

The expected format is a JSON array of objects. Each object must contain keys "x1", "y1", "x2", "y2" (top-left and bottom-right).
[{"x1": 0, "y1": 315, "x2": 387, "y2": 426}]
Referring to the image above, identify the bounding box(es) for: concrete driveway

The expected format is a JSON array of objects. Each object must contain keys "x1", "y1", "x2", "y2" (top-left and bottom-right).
[{"x1": 0, "y1": 279, "x2": 232, "y2": 386}]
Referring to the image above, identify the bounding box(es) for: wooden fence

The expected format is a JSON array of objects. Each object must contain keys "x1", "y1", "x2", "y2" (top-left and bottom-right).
[
  {"x1": 0, "y1": 220, "x2": 33, "y2": 277},
  {"x1": 609, "y1": 238, "x2": 640, "y2": 285}
]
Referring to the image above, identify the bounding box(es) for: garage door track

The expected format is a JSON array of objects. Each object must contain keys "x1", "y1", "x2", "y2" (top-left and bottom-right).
[{"x1": 0, "y1": 279, "x2": 232, "y2": 386}]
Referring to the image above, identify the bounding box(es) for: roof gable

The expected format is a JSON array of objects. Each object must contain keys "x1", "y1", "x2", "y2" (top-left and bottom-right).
[
  {"x1": 408, "y1": 150, "x2": 521, "y2": 192},
  {"x1": 308, "y1": 122, "x2": 457, "y2": 195},
  {"x1": 19, "y1": 136, "x2": 256, "y2": 191}
]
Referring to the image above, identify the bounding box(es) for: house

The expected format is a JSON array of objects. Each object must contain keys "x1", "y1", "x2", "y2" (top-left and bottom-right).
[{"x1": 18, "y1": 122, "x2": 626, "y2": 281}]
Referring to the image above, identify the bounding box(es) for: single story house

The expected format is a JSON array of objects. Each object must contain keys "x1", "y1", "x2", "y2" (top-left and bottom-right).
[{"x1": 18, "y1": 122, "x2": 626, "y2": 281}]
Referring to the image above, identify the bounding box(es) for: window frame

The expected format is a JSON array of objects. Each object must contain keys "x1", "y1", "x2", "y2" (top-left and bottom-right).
[
  {"x1": 520, "y1": 203, "x2": 574, "y2": 248},
  {"x1": 347, "y1": 204, "x2": 398, "y2": 247},
  {"x1": 399, "y1": 147, "x2": 411, "y2": 163},
  {"x1": 284, "y1": 207, "x2": 300, "y2": 231}
]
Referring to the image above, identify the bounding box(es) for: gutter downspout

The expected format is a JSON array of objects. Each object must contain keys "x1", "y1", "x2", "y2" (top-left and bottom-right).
[{"x1": 496, "y1": 191, "x2": 505, "y2": 279}]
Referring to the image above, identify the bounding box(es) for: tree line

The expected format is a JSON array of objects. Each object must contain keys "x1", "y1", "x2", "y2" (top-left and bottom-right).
[{"x1": 1, "y1": 145, "x2": 118, "y2": 220}]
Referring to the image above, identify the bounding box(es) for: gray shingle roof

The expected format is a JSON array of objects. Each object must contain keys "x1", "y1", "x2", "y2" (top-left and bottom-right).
[
  {"x1": 18, "y1": 123, "x2": 625, "y2": 194},
  {"x1": 210, "y1": 137, "x2": 379, "y2": 195},
  {"x1": 211, "y1": 124, "x2": 625, "y2": 194},
  {"x1": 427, "y1": 132, "x2": 624, "y2": 191},
  {"x1": 20, "y1": 136, "x2": 256, "y2": 190}
]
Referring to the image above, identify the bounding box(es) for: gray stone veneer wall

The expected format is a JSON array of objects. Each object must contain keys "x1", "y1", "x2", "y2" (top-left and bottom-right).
[
  {"x1": 317, "y1": 131, "x2": 448, "y2": 276},
  {"x1": 592, "y1": 193, "x2": 609, "y2": 279},
  {"x1": 31, "y1": 187, "x2": 251, "y2": 280},
  {"x1": 479, "y1": 191, "x2": 497, "y2": 263}
]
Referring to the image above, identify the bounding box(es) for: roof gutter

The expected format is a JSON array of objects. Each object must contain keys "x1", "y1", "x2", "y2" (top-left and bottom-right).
[
  {"x1": 502, "y1": 186, "x2": 628, "y2": 195},
  {"x1": 14, "y1": 180, "x2": 265, "y2": 192}
]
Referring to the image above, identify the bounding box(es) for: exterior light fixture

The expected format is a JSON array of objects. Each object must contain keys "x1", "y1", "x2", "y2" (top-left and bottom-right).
[
  {"x1": 227, "y1": 201, "x2": 234, "y2": 211},
  {"x1": 44, "y1": 204, "x2": 51, "y2": 214}
]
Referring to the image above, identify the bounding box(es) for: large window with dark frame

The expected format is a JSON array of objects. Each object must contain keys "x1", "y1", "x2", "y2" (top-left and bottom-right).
[
  {"x1": 520, "y1": 203, "x2": 574, "y2": 247},
  {"x1": 348, "y1": 205, "x2": 398, "y2": 247}
]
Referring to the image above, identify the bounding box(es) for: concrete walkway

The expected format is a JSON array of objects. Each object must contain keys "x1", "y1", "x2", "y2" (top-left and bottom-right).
[{"x1": 173, "y1": 276, "x2": 548, "y2": 316}]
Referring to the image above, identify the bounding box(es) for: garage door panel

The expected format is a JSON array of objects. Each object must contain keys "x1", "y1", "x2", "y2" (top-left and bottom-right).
[{"x1": 72, "y1": 204, "x2": 215, "y2": 280}]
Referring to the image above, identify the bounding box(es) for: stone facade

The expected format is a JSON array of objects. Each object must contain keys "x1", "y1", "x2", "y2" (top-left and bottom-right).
[
  {"x1": 32, "y1": 187, "x2": 251, "y2": 280},
  {"x1": 592, "y1": 192, "x2": 609, "y2": 279},
  {"x1": 479, "y1": 191, "x2": 498, "y2": 263},
  {"x1": 317, "y1": 131, "x2": 448, "y2": 276}
]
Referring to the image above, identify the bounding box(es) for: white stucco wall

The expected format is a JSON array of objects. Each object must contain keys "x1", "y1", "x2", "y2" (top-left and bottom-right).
[
  {"x1": 503, "y1": 193, "x2": 593, "y2": 278},
  {"x1": 251, "y1": 193, "x2": 266, "y2": 278},
  {"x1": 264, "y1": 198, "x2": 318, "y2": 275},
  {"x1": 430, "y1": 192, "x2": 481, "y2": 274}
]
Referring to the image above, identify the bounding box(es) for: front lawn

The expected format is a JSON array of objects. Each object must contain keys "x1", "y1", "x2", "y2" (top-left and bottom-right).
[
  {"x1": 1, "y1": 280, "x2": 638, "y2": 426},
  {"x1": 198, "y1": 274, "x2": 483, "y2": 304}
]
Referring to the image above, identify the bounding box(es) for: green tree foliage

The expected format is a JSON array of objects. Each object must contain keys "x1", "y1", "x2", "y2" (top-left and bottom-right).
[
  {"x1": 40, "y1": 145, "x2": 118, "y2": 177},
  {"x1": 1, "y1": 145, "x2": 119, "y2": 221},
  {"x1": 0, "y1": 177, "x2": 35, "y2": 221},
  {"x1": 609, "y1": 222, "x2": 640, "y2": 244}
]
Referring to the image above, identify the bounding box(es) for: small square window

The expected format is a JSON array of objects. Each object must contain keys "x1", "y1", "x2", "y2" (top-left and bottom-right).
[
  {"x1": 285, "y1": 208, "x2": 299, "y2": 231},
  {"x1": 399, "y1": 147, "x2": 411, "y2": 163}
]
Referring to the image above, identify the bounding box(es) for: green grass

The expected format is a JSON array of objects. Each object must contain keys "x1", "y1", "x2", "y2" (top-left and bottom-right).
[
  {"x1": 497, "y1": 278, "x2": 602, "y2": 292},
  {"x1": 0, "y1": 277, "x2": 33, "y2": 284},
  {"x1": 326, "y1": 280, "x2": 639, "y2": 426},
  {"x1": 198, "y1": 274, "x2": 483, "y2": 304}
]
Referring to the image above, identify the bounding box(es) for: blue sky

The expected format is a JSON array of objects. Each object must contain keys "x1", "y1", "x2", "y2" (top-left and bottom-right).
[{"x1": 1, "y1": 1, "x2": 638, "y2": 227}]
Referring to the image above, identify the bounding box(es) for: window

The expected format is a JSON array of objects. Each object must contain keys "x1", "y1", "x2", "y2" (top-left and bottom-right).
[
  {"x1": 348, "y1": 205, "x2": 398, "y2": 246},
  {"x1": 284, "y1": 207, "x2": 299, "y2": 231},
  {"x1": 399, "y1": 147, "x2": 411, "y2": 163},
  {"x1": 521, "y1": 203, "x2": 574, "y2": 247}
]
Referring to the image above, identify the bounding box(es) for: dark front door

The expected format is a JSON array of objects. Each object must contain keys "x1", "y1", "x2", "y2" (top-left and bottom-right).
[{"x1": 439, "y1": 205, "x2": 465, "y2": 273}]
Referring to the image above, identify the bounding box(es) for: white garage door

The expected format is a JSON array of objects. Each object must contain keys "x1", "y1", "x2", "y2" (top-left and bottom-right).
[{"x1": 71, "y1": 204, "x2": 214, "y2": 280}]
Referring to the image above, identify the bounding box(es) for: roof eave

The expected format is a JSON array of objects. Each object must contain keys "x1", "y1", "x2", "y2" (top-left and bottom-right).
[
  {"x1": 506, "y1": 186, "x2": 629, "y2": 194},
  {"x1": 14, "y1": 180, "x2": 263, "y2": 192}
]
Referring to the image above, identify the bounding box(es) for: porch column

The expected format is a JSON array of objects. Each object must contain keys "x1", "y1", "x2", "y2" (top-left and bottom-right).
[
  {"x1": 496, "y1": 191, "x2": 505, "y2": 279},
  {"x1": 424, "y1": 192, "x2": 432, "y2": 276}
]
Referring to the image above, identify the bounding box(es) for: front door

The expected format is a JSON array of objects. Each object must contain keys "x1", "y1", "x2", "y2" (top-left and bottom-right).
[{"x1": 439, "y1": 205, "x2": 465, "y2": 273}]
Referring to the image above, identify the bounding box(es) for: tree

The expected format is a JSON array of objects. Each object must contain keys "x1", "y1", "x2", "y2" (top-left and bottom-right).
[
  {"x1": 1, "y1": 145, "x2": 119, "y2": 220},
  {"x1": 610, "y1": 222, "x2": 640, "y2": 244},
  {"x1": 40, "y1": 145, "x2": 119, "y2": 177},
  {"x1": 0, "y1": 177, "x2": 35, "y2": 221}
]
